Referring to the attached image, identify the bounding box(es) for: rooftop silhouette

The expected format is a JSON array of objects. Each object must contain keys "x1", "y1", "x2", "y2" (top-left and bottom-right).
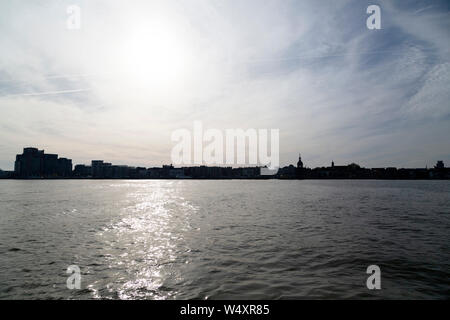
[{"x1": 2, "y1": 147, "x2": 449, "y2": 180}]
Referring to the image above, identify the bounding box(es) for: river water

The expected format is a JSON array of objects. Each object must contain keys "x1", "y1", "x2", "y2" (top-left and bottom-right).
[{"x1": 0, "y1": 180, "x2": 448, "y2": 299}]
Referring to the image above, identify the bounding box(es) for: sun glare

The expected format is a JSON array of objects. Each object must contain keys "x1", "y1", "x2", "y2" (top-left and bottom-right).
[{"x1": 117, "y1": 18, "x2": 190, "y2": 92}]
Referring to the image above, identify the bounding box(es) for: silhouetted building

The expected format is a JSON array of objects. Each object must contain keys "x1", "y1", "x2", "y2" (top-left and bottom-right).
[
  {"x1": 277, "y1": 165, "x2": 297, "y2": 178},
  {"x1": 296, "y1": 154, "x2": 307, "y2": 179},
  {"x1": 114, "y1": 165, "x2": 130, "y2": 178},
  {"x1": 73, "y1": 164, "x2": 92, "y2": 177},
  {"x1": 169, "y1": 168, "x2": 186, "y2": 178},
  {"x1": 15, "y1": 147, "x2": 44, "y2": 178},
  {"x1": 91, "y1": 160, "x2": 104, "y2": 178},
  {"x1": 14, "y1": 147, "x2": 72, "y2": 178},
  {"x1": 9, "y1": 147, "x2": 450, "y2": 180},
  {"x1": 161, "y1": 164, "x2": 174, "y2": 178},
  {"x1": 232, "y1": 167, "x2": 260, "y2": 178},
  {"x1": 0, "y1": 169, "x2": 13, "y2": 179},
  {"x1": 297, "y1": 154, "x2": 303, "y2": 169},
  {"x1": 435, "y1": 160, "x2": 444, "y2": 169},
  {"x1": 147, "y1": 167, "x2": 162, "y2": 178},
  {"x1": 43, "y1": 154, "x2": 58, "y2": 177},
  {"x1": 57, "y1": 158, "x2": 72, "y2": 177}
]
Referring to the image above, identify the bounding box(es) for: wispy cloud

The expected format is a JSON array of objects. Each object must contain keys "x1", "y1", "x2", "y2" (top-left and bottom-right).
[{"x1": 2, "y1": 88, "x2": 91, "y2": 97}]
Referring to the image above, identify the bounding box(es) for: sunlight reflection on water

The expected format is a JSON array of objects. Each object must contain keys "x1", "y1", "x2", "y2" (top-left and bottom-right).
[
  {"x1": 91, "y1": 181, "x2": 197, "y2": 299},
  {"x1": 0, "y1": 180, "x2": 449, "y2": 299}
]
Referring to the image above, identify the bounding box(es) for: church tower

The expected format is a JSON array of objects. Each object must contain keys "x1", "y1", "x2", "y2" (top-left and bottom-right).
[{"x1": 297, "y1": 154, "x2": 304, "y2": 169}]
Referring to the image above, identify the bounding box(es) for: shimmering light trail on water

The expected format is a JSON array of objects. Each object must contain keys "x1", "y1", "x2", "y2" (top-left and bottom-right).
[{"x1": 0, "y1": 180, "x2": 449, "y2": 299}]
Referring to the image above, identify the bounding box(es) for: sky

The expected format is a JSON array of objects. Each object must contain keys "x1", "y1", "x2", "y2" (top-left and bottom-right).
[{"x1": 0, "y1": 0, "x2": 449, "y2": 170}]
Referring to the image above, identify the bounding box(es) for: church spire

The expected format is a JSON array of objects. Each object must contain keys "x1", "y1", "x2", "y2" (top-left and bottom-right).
[{"x1": 297, "y1": 153, "x2": 303, "y2": 169}]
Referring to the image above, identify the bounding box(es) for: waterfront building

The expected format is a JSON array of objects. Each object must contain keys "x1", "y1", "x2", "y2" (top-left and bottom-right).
[
  {"x1": 0, "y1": 169, "x2": 13, "y2": 179},
  {"x1": 435, "y1": 161, "x2": 444, "y2": 169},
  {"x1": 10, "y1": 147, "x2": 450, "y2": 180},
  {"x1": 43, "y1": 154, "x2": 58, "y2": 177},
  {"x1": 297, "y1": 154, "x2": 304, "y2": 169},
  {"x1": 91, "y1": 160, "x2": 105, "y2": 178},
  {"x1": 57, "y1": 158, "x2": 72, "y2": 177},
  {"x1": 14, "y1": 147, "x2": 72, "y2": 178},
  {"x1": 73, "y1": 164, "x2": 92, "y2": 177}
]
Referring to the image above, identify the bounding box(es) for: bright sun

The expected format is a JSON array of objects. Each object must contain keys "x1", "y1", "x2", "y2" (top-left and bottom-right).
[{"x1": 117, "y1": 18, "x2": 190, "y2": 92}]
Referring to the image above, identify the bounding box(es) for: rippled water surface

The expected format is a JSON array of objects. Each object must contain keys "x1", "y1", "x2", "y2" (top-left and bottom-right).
[{"x1": 0, "y1": 180, "x2": 449, "y2": 299}]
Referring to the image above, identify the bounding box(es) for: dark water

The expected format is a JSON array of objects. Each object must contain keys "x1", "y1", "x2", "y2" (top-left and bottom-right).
[{"x1": 0, "y1": 180, "x2": 449, "y2": 299}]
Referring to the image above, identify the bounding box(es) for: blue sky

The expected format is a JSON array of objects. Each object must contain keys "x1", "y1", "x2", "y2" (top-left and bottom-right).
[{"x1": 0, "y1": 0, "x2": 449, "y2": 169}]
